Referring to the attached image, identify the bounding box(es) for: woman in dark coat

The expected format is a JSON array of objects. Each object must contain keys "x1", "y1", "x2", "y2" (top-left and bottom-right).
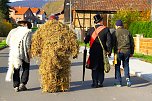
[{"x1": 84, "y1": 14, "x2": 112, "y2": 88}]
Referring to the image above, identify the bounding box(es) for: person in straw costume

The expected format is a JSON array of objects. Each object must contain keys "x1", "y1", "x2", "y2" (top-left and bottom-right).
[{"x1": 30, "y1": 15, "x2": 79, "y2": 93}]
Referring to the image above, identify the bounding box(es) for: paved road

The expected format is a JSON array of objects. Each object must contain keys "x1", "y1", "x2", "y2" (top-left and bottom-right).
[{"x1": 0, "y1": 48, "x2": 152, "y2": 101}]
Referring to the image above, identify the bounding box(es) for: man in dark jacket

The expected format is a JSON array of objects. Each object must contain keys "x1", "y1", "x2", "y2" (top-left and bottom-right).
[
  {"x1": 112, "y1": 20, "x2": 134, "y2": 87},
  {"x1": 84, "y1": 14, "x2": 112, "y2": 88}
]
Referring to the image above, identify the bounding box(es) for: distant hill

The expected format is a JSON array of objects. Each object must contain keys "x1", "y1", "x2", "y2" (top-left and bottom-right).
[{"x1": 8, "y1": 0, "x2": 58, "y2": 8}]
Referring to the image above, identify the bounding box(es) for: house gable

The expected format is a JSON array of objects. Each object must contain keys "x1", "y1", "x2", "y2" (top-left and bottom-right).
[
  {"x1": 14, "y1": 7, "x2": 30, "y2": 15},
  {"x1": 9, "y1": 6, "x2": 36, "y2": 23},
  {"x1": 31, "y1": 7, "x2": 40, "y2": 16}
]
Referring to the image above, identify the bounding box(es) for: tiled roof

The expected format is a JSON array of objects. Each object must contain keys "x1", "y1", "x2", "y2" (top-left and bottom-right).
[
  {"x1": 30, "y1": 8, "x2": 40, "y2": 13},
  {"x1": 73, "y1": 0, "x2": 151, "y2": 11},
  {"x1": 14, "y1": 7, "x2": 30, "y2": 14}
]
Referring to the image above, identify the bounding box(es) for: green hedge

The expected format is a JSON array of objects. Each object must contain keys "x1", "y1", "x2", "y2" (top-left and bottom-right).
[
  {"x1": 0, "y1": 40, "x2": 7, "y2": 48},
  {"x1": 0, "y1": 20, "x2": 12, "y2": 37},
  {"x1": 32, "y1": 27, "x2": 38, "y2": 32},
  {"x1": 129, "y1": 21, "x2": 152, "y2": 38}
]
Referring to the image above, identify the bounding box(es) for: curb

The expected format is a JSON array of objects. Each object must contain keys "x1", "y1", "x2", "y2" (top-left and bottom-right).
[{"x1": 0, "y1": 46, "x2": 8, "y2": 51}]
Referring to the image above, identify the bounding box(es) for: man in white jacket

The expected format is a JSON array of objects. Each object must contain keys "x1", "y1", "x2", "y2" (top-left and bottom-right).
[{"x1": 6, "y1": 21, "x2": 32, "y2": 92}]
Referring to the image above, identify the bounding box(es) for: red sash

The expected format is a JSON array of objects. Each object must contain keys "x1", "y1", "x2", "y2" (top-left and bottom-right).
[{"x1": 86, "y1": 26, "x2": 106, "y2": 66}]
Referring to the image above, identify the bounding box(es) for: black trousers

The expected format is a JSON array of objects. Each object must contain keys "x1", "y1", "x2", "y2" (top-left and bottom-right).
[
  {"x1": 92, "y1": 64, "x2": 104, "y2": 85},
  {"x1": 13, "y1": 60, "x2": 30, "y2": 88}
]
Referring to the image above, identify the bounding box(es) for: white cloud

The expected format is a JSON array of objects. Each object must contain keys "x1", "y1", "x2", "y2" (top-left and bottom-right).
[{"x1": 9, "y1": 0, "x2": 23, "y2": 2}]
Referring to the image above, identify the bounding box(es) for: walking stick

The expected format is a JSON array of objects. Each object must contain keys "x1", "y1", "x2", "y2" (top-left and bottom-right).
[{"x1": 82, "y1": 44, "x2": 87, "y2": 83}]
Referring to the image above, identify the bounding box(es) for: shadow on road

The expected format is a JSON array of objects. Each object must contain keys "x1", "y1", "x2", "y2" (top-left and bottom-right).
[
  {"x1": 70, "y1": 80, "x2": 92, "y2": 91},
  {"x1": 30, "y1": 65, "x2": 39, "y2": 70},
  {"x1": 71, "y1": 62, "x2": 83, "y2": 67},
  {"x1": 0, "y1": 65, "x2": 39, "y2": 73},
  {"x1": 70, "y1": 76, "x2": 151, "y2": 92},
  {"x1": 0, "y1": 67, "x2": 7, "y2": 73},
  {"x1": 130, "y1": 76, "x2": 152, "y2": 88},
  {"x1": 27, "y1": 87, "x2": 41, "y2": 91},
  {"x1": 0, "y1": 52, "x2": 9, "y2": 57},
  {"x1": 0, "y1": 53, "x2": 8, "y2": 54}
]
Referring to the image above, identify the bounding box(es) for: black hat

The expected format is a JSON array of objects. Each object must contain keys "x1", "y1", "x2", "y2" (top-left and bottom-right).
[{"x1": 94, "y1": 14, "x2": 103, "y2": 23}]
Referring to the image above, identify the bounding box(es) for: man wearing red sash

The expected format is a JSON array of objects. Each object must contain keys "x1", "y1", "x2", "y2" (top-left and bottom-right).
[{"x1": 84, "y1": 14, "x2": 112, "y2": 88}]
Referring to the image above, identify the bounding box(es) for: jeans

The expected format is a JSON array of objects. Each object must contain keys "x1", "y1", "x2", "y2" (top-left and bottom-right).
[
  {"x1": 115, "y1": 51, "x2": 130, "y2": 84},
  {"x1": 13, "y1": 60, "x2": 30, "y2": 88}
]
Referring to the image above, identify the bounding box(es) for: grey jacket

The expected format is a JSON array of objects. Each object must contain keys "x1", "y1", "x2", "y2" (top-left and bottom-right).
[
  {"x1": 112, "y1": 27, "x2": 134, "y2": 54},
  {"x1": 19, "y1": 31, "x2": 32, "y2": 63}
]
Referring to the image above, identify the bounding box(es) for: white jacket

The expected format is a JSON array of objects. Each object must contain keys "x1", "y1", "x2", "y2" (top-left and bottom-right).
[{"x1": 5, "y1": 26, "x2": 32, "y2": 81}]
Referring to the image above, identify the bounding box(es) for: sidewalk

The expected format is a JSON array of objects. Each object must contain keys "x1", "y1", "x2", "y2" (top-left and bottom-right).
[{"x1": 80, "y1": 46, "x2": 152, "y2": 82}]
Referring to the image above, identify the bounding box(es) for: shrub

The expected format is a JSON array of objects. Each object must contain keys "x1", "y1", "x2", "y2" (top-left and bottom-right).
[
  {"x1": 0, "y1": 20, "x2": 12, "y2": 37},
  {"x1": 129, "y1": 21, "x2": 152, "y2": 38},
  {"x1": 111, "y1": 9, "x2": 141, "y2": 29}
]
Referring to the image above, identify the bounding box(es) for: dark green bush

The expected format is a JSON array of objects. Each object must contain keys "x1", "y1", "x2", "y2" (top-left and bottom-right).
[
  {"x1": 129, "y1": 21, "x2": 152, "y2": 38},
  {"x1": 0, "y1": 20, "x2": 12, "y2": 37}
]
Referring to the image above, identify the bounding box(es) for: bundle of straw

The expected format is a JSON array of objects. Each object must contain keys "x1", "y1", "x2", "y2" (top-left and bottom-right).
[{"x1": 31, "y1": 20, "x2": 79, "y2": 93}]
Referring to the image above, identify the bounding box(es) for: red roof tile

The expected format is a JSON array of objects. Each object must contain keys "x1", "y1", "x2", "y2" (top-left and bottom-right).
[
  {"x1": 30, "y1": 8, "x2": 40, "y2": 13},
  {"x1": 73, "y1": 0, "x2": 151, "y2": 11},
  {"x1": 14, "y1": 7, "x2": 29, "y2": 15}
]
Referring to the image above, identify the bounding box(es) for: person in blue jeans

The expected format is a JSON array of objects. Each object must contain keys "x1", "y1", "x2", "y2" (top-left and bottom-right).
[{"x1": 112, "y1": 20, "x2": 134, "y2": 87}]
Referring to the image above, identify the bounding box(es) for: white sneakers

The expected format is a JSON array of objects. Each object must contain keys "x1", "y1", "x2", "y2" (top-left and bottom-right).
[
  {"x1": 19, "y1": 83, "x2": 27, "y2": 91},
  {"x1": 14, "y1": 83, "x2": 27, "y2": 92},
  {"x1": 14, "y1": 87, "x2": 19, "y2": 92},
  {"x1": 126, "y1": 78, "x2": 131, "y2": 87}
]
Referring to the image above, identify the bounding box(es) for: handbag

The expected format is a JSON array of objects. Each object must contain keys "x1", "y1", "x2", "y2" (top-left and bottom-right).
[{"x1": 97, "y1": 36, "x2": 111, "y2": 73}]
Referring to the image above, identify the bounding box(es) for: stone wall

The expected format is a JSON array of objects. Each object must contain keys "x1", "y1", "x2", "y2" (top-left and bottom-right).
[{"x1": 134, "y1": 35, "x2": 152, "y2": 55}]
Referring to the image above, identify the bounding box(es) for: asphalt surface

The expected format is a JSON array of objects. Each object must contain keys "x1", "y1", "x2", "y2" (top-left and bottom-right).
[{"x1": 0, "y1": 48, "x2": 152, "y2": 101}]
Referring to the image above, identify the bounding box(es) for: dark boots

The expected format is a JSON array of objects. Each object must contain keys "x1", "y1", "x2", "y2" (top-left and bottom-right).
[
  {"x1": 91, "y1": 80, "x2": 98, "y2": 88},
  {"x1": 91, "y1": 80, "x2": 103, "y2": 88}
]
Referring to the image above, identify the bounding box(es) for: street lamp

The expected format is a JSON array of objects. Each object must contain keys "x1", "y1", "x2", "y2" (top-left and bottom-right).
[{"x1": 66, "y1": 0, "x2": 72, "y2": 28}]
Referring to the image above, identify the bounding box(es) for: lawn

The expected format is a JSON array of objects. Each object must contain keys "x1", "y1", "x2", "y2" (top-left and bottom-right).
[
  {"x1": 78, "y1": 41, "x2": 89, "y2": 47},
  {"x1": 32, "y1": 27, "x2": 38, "y2": 32},
  {"x1": 0, "y1": 40, "x2": 7, "y2": 49},
  {"x1": 133, "y1": 53, "x2": 152, "y2": 63}
]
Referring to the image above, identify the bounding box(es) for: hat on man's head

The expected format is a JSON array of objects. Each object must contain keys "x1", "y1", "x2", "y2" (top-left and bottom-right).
[
  {"x1": 94, "y1": 14, "x2": 103, "y2": 23},
  {"x1": 115, "y1": 20, "x2": 123, "y2": 26}
]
